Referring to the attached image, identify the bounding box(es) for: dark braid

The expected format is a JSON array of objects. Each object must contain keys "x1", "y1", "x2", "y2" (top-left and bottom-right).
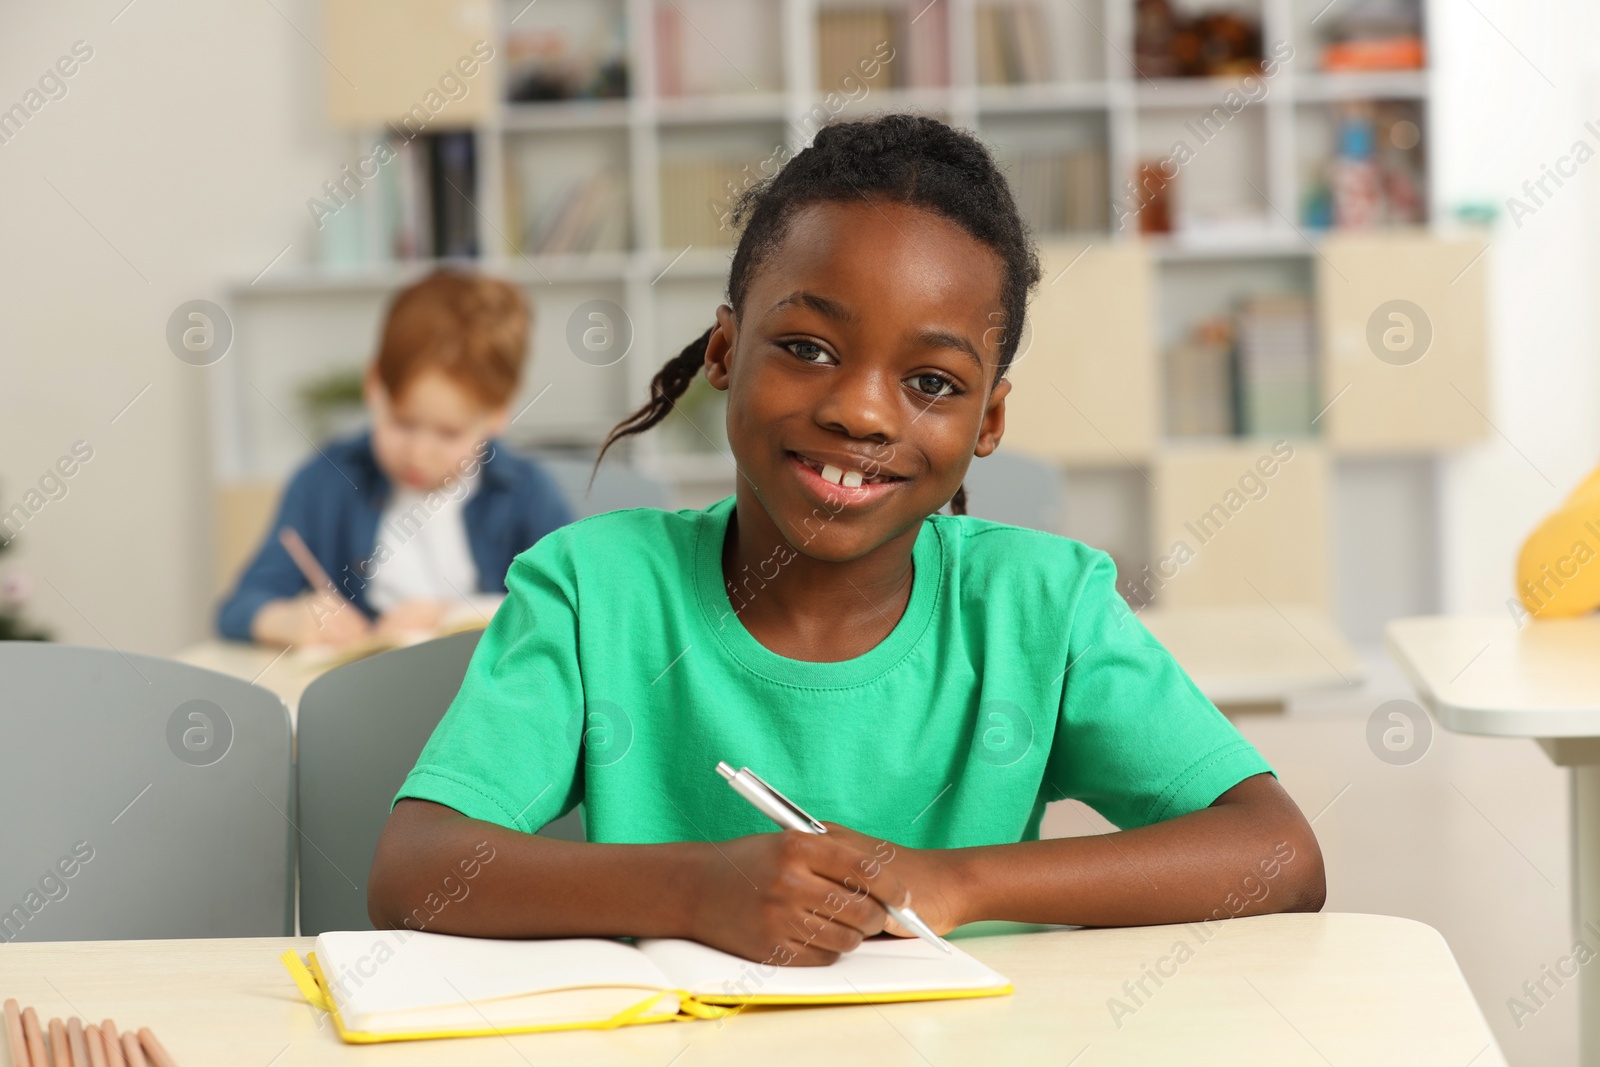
[{"x1": 596, "y1": 114, "x2": 1041, "y2": 513}]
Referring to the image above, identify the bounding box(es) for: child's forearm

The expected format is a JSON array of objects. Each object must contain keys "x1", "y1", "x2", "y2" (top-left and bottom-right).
[
  {"x1": 948, "y1": 774, "x2": 1325, "y2": 929},
  {"x1": 367, "y1": 799, "x2": 710, "y2": 940}
]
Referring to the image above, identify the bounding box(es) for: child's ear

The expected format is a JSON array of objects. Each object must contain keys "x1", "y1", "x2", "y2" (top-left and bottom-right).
[
  {"x1": 483, "y1": 403, "x2": 510, "y2": 439},
  {"x1": 974, "y1": 377, "x2": 1010, "y2": 458},
  {"x1": 703, "y1": 305, "x2": 737, "y2": 391},
  {"x1": 362, "y1": 368, "x2": 386, "y2": 412}
]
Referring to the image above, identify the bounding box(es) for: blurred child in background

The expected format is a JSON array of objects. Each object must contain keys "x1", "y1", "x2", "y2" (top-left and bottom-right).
[{"x1": 217, "y1": 270, "x2": 572, "y2": 647}]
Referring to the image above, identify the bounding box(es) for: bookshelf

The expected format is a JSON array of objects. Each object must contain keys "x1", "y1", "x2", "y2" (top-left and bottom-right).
[{"x1": 218, "y1": 0, "x2": 1482, "y2": 632}]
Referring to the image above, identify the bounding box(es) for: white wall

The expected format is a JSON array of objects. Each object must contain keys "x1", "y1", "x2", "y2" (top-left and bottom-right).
[
  {"x1": 0, "y1": 1, "x2": 339, "y2": 653},
  {"x1": 1431, "y1": 0, "x2": 1600, "y2": 614}
]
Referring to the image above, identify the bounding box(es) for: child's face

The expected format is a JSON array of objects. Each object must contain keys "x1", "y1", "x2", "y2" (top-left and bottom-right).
[
  {"x1": 365, "y1": 369, "x2": 508, "y2": 492},
  {"x1": 706, "y1": 199, "x2": 1011, "y2": 561}
]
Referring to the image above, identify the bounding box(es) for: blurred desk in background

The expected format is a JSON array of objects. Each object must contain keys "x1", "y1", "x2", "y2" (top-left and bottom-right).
[
  {"x1": 1389, "y1": 614, "x2": 1600, "y2": 1066},
  {"x1": 1142, "y1": 606, "x2": 1365, "y2": 714}
]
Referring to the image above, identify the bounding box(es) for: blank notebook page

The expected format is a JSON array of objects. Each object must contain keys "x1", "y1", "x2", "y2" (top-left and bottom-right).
[
  {"x1": 314, "y1": 931, "x2": 676, "y2": 1033},
  {"x1": 636, "y1": 936, "x2": 1010, "y2": 999}
]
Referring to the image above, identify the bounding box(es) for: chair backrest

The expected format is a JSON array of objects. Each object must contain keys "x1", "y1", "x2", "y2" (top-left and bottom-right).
[
  {"x1": 295, "y1": 629, "x2": 585, "y2": 935},
  {"x1": 960, "y1": 451, "x2": 1066, "y2": 533},
  {"x1": 0, "y1": 643, "x2": 294, "y2": 941},
  {"x1": 531, "y1": 453, "x2": 670, "y2": 518}
]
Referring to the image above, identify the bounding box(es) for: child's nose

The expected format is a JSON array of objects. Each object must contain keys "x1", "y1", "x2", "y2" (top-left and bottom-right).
[{"x1": 814, "y1": 366, "x2": 900, "y2": 442}]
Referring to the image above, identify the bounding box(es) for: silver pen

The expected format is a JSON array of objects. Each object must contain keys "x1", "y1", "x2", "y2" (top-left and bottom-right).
[{"x1": 715, "y1": 761, "x2": 952, "y2": 954}]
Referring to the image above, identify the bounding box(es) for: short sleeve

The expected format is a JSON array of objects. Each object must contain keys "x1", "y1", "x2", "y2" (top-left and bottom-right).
[
  {"x1": 1044, "y1": 553, "x2": 1274, "y2": 829},
  {"x1": 393, "y1": 538, "x2": 585, "y2": 833}
]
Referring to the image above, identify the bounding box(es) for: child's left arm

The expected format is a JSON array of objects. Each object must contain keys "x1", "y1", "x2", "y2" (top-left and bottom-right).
[{"x1": 826, "y1": 771, "x2": 1323, "y2": 934}]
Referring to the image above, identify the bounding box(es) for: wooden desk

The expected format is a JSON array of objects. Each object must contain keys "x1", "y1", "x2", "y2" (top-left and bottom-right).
[
  {"x1": 1388, "y1": 614, "x2": 1600, "y2": 1065},
  {"x1": 0, "y1": 915, "x2": 1500, "y2": 1066},
  {"x1": 1142, "y1": 606, "x2": 1365, "y2": 713},
  {"x1": 175, "y1": 640, "x2": 325, "y2": 721}
]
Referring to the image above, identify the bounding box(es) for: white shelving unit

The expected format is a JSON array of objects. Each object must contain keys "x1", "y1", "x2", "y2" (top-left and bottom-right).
[{"x1": 219, "y1": 0, "x2": 1464, "y2": 632}]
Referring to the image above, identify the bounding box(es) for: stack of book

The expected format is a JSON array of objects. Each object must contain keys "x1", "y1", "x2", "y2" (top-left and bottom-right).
[
  {"x1": 1235, "y1": 295, "x2": 1316, "y2": 436},
  {"x1": 1009, "y1": 149, "x2": 1108, "y2": 234},
  {"x1": 506, "y1": 172, "x2": 629, "y2": 256},
  {"x1": 317, "y1": 132, "x2": 479, "y2": 268},
  {"x1": 659, "y1": 159, "x2": 758, "y2": 248},
  {"x1": 1164, "y1": 316, "x2": 1236, "y2": 438},
  {"x1": 656, "y1": 0, "x2": 782, "y2": 95},
  {"x1": 814, "y1": 4, "x2": 950, "y2": 91},
  {"x1": 977, "y1": 2, "x2": 1052, "y2": 85}
]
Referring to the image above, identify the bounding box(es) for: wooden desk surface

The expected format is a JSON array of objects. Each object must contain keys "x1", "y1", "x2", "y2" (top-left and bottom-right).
[
  {"x1": 0, "y1": 914, "x2": 1501, "y2": 1066},
  {"x1": 1387, "y1": 615, "x2": 1600, "y2": 737},
  {"x1": 1140, "y1": 606, "x2": 1364, "y2": 705},
  {"x1": 175, "y1": 640, "x2": 322, "y2": 721}
]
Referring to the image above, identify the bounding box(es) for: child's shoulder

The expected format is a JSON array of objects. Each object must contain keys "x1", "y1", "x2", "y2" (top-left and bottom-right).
[
  {"x1": 515, "y1": 503, "x2": 712, "y2": 569},
  {"x1": 928, "y1": 512, "x2": 1115, "y2": 595}
]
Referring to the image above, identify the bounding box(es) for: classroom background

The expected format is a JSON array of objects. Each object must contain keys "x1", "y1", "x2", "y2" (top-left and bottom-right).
[{"x1": 1, "y1": 0, "x2": 1597, "y2": 1062}]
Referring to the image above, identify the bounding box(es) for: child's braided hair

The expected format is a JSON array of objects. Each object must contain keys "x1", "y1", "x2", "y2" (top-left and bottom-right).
[{"x1": 598, "y1": 114, "x2": 1041, "y2": 515}]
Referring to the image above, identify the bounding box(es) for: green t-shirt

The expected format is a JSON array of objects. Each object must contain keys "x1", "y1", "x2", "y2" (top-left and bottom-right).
[{"x1": 395, "y1": 497, "x2": 1272, "y2": 847}]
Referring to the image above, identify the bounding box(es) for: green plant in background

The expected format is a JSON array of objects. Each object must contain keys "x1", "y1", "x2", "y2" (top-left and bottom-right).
[
  {"x1": 298, "y1": 368, "x2": 368, "y2": 443},
  {"x1": 0, "y1": 520, "x2": 51, "y2": 641}
]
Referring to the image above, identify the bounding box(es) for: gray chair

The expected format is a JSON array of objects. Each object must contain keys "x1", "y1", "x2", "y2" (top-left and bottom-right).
[
  {"x1": 961, "y1": 451, "x2": 1066, "y2": 532},
  {"x1": 532, "y1": 453, "x2": 670, "y2": 518},
  {"x1": 295, "y1": 629, "x2": 584, "y2": 935},
  {"x1": 0, "y1": 643, "x2": 294, "y2": 940}
]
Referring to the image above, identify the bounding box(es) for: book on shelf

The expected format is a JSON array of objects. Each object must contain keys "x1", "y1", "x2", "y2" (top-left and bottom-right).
[
  {"x1": 1164, "y1": 317, "x2": 1235, "y2": 438},
  {"x1": 1009, "y1": 148, "x2": 1107, "y2": 234},
  {"x1": 977, "y1": 2, "x2": 1052, "y2": 86},
  {"x1": 815, "y1": 3, "x2": 949, "y2": 93},
  {"x1": 1235, "y1": 295, "x2": 1316, "y2": 436},
  {"x1": 656, "y1": 0, "x2": 782, "y2": 96},
  {"x1": 314, "y1": 131, "x2": 479, "y2": 268},
  {"x1": 506, "y1": 165, "x2": 629, "y2": 257},
  {"x1": 660, "y1": 158, "x2": 757, "y2": 248}
]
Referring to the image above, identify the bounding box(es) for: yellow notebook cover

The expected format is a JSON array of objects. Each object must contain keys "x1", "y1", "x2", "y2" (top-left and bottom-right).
[{"x1": 281, "y1": 930, "x2": 1013, "y2": 1044}]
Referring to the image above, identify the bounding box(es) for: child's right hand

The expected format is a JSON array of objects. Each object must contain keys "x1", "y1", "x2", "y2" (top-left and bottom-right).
[
  {"x1": 688, "y1": 830, "x2": 909, "y2": 966},
  {"x1": 251, "y1": 591, "x2": 372, "y2": 647}
]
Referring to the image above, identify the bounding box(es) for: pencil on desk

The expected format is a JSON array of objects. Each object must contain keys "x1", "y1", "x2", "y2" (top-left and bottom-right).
[
  {"x1": 137, "y1": 1028, "x2": 178, "y2": 1067},
  {"x1": 85, "y1": 1024, "x2": 110, "y2": 1067},
  {"x1": 120, "y1": 1028, "x2": 148, "y2": 1067},
  {"x1": 69, "y1": 1017, "x2": 90, "y2": 1066},
  {"x1": 48, "y1": 1018, "x2": 69, "y2": 1066},
  {"x1": 3, "y1": 999, "x2": 27, "y2": 1067},
  {"x1": 101, "y1": 1018, "x2": 126, "y2": 1067},
  {"x1": 20, "y1": 1007, "x2": 47, "y2": 1067}
]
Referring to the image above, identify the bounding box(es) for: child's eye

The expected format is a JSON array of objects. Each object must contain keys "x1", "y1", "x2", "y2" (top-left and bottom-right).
[
  {"x1": 911, "y1": 373, "x2": 959, "y2": 398},
  {"x1": 783, "y1": 340, "x2": 836, "y2": 365}
]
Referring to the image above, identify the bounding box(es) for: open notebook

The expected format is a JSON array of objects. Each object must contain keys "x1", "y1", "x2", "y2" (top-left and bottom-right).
[{"x1": 281, "y1": 929, "x2": 1013, "y2": 1043}]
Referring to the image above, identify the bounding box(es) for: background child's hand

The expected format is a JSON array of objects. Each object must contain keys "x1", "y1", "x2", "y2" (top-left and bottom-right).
[
  {"x1": 251, "y1": 591, "x2": 372, "y2": 647},
  {"x1": 375, "y1": 598, "x2": 451, "y2": 638},
  {"x1": 818, "y1": 823, "x2": 968, "y2": 939},
  {"x1": 688, "y1": 829, "x2": 911, "y2": 966}
]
